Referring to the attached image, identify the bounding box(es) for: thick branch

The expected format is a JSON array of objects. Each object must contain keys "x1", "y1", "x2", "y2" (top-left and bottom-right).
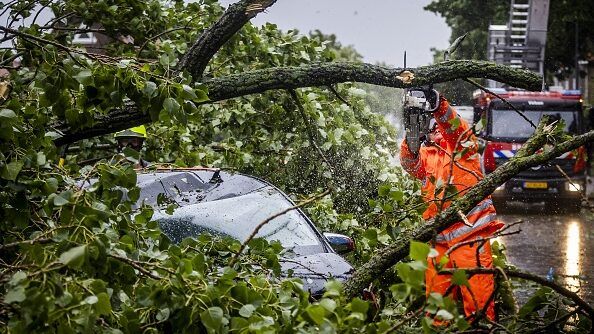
[
  {"x1": 53, "y1": 61, "x2": 540, "y2": 146},
  {"x1": 53, "y1": 102, "x2": 149, "y2": 146},
  {"x1": 343, "y1": 122, "x2": 594, "y2": 297},
  {"x1": 204, "y1": 60, "x2": 541, "y2": 102},
  {"x1": 178, "y1": 0, "x2": 277, "y2": 78}
]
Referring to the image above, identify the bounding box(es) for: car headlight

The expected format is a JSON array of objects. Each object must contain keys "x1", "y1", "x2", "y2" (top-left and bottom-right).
[{"x1": 566, "y1": 182, "x2": 582, "y2": 192}]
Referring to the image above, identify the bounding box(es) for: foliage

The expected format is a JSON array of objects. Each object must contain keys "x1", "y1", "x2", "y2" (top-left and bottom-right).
[
  {"x1": 546, "y1": 0, "x2": 594, "y2": 81},
  {"x1": 423, "y1": 0, "x2": 509, "y2": 104},
  {"x1": 425, "y1": 0, "x2": 594, "y2": 82},
  {"x1": 424, "y1": 0, "x2": 509, "y2": 61},
  {"x1": 0, "y1": 0, "x2": 590, "y2": 333}
]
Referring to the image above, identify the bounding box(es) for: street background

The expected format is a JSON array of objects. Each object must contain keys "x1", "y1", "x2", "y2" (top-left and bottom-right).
[{"x1": 499, "y1": 208, "x2": 594, "y2": 303}]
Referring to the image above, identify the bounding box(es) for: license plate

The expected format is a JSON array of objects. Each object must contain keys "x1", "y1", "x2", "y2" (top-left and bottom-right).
[{"x1": 523, "y1": 181, "x2": 548, "y2": 189}]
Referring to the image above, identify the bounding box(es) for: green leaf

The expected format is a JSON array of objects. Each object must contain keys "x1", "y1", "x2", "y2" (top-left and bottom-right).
[
  {"x1": 142, "y1": 81, "x2": 158, "y2": 98},
  {"x1": 4, "y1": 286, "x2": 26, "y2": 303},
  {"x1": 408, "y1": 260, "x2": 427, "y2": 271},
  {"x1": 44, "y1": 178, "x2": 59, "y2": 194},
  {"x1": 36, "y1": 152, "x2": 46, "y2": 166},
  {"x1": 155, "y1": 308, "x2": 170, "y2": 322},
  {"x1": 231, "y1": 317, "x2": 249, "y2": 331},
  {"x1": 449, "y1": 117, "x2": 461, "y2": 130},
  {"x1": 435, "y1": 309, "x2": 454, "y2": 320},
  {"x1": 305, "y1": 304, "x2": 326, "y2": 325},
  {"x1": 378, "y1": 184, "x2": 391, "y2": 197},
  {"x1": 200, "y1": 307, "x2": 227, "y2": 332},
  {"x1": 53, "y1": 190, "x2": 73, "y2": 207},
  {"x1": 163, "y1": 97, "x2": 180, "y2": 114},
  {"x1": 323, "y1": 280, "x2": 343, "y2": 297},
  {"x1": 59, "y1": 245, "x2": 87, "y2": 269},
  {"x1": 362, "y1": 228, "x2": 378, "y2": 247},
  {"x1": 319, "y1": 298, "x2": 337, "y2": 312},
  {"x1": 451, "y1": 269, "x2": 469, "y2": 287},
  {"x1": 439, "y1": 254, "x2": 450, "y2": 267},
  {"x1": 390, "y1": 283, "x2": 411, "y2": 301},
  {"x1": 518, "y1": 287, "x2": 552, "y2": 318},
  {"x1": 181, "y1": 84, "x2": 197, "y2": 99},
  {"x1": 0, "y1": 108, "x2": 16, "y2": 119},
  {"x1": 84, "y1": 295, "x2": 98, "y2": 305},
  {"x1": 194, "y1": 87, "x2": 209, "y2": 102},
  {"x1": 51, "y1": 195, "x2": 66, "y2": 207},
  {"x1": 74, "y1": 70, "x2": 94, "y2": 86},
  {"x1": 159, "y1": 54, "x2": 170, "y2": 66},
  {"x1": 238, "y1": 304, "x2": 255, "y2": 318},
  {"x1": 349, "y1": 297, "x2": 369, "y2": 315},
  {"x1": 390, "y1": 190, "x2": 404, "y2": 202},
  {"x1": 1, "y1": 161, "x2": 23, "y2": 181},
  {"x1": 409, "y1": 241, "x2": 430, "y2": 261},
  {"x1": 95, "y1": 292, "x2": 112, "y2": 315},
  {"x1": 456, "y1": 317, "x2": 470, "y2": 330},
  {"x1": 8, "y1": 271, "x2": 27, "y2": 286}
]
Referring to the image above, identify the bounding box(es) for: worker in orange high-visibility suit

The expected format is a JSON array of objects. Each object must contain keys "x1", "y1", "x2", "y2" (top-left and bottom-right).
[{"x1": 400, "y1": 88, "x2": 504, "y2": 322}]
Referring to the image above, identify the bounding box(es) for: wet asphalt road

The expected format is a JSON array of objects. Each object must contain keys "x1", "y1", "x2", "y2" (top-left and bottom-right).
[{"x1": 497, "y1": 205, "x2": 594, "y2": 303}]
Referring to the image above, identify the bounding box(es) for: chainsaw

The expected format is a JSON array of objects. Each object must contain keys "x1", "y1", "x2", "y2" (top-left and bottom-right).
[{"x1": 402, "y1": 87, "x2": 439, "y2": 155}]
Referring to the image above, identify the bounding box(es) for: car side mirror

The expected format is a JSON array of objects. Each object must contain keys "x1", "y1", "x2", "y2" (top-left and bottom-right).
[{"x1": 323, "y1": 233, "x2": 355, "y2": 255}]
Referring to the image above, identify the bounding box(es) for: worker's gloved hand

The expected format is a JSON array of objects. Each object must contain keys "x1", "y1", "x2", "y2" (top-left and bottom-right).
[{"x1": 407, "y1": 86, "x2": 439, "y2": 112}]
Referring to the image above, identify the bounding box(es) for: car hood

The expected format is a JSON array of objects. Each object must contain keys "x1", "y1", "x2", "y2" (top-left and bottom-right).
[{"x1": 280, "y1": 252, "x2": 354, "y2": 297}]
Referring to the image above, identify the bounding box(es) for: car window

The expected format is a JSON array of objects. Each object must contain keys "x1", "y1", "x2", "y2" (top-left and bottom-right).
[
  {"x1": 491, "y1": 109, "x2": 578, "y2": 139},
  {"x1": 153, "y1": 186, "x2": 324, "y2": 252}
]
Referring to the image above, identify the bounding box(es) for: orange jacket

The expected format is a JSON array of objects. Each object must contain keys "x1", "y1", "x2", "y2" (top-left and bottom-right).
[{"x1": 400, "y1": 96, "x2": 503, "y2": 244}]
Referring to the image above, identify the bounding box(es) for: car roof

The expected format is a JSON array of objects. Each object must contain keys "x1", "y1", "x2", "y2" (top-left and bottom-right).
[{"x1": 136, "y1": 169, "x2": 270, "y2": 207}]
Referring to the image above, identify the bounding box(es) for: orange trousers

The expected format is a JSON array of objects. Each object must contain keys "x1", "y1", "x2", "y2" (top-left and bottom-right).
[{"x1": 426, "y1": 241, "x2": 496, "y2": 321}]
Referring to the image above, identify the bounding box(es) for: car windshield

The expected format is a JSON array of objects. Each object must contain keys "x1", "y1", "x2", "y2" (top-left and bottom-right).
[
  {"x1": 153, "y1": 186, "x2": 324, "y2": 253},
  {"x1": 491, "y1": 109, "x2": 579, "y2": 139}
]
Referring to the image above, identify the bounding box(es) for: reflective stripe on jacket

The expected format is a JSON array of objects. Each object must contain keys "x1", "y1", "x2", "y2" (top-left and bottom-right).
[{"x1": 400, "y1": 97, "x2": 503, "y2": 244}]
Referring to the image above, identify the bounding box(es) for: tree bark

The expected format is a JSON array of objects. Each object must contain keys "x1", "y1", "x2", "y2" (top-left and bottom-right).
[
  {"x1": 204, "y1": 60, "x2": 540, "y2": 101},
  {"x1": 343, "y1": 122, "x2": 594, "y2": 298},
  {"x1": 53, "y1": 60, "x2": 540, "y2": 146},
  {"x1": 178, "y1": 0, "x2": 277, "y2": 79},
  {"x1": 54, "y1": 102, "x2": 150, "y2": 146}
]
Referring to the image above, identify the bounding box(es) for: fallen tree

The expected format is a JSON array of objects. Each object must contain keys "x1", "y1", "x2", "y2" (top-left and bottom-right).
[{"x1": 1, "y1": 0, "x2": 591, "y2": 332}]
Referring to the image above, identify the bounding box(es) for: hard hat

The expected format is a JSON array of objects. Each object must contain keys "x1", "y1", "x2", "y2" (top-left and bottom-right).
[{"x1": 115, "y1": 125, "x2": 147, "y2": 139}]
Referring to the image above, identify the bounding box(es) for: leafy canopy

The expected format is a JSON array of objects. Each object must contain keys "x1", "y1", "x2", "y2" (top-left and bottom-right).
[{"x1": 0, "y1": 0, "x2": 588, "y2": 332}]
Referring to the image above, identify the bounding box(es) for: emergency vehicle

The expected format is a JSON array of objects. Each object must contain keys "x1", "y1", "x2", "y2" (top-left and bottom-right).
[{"x1": 472, "y1": 88, "x2": 586, "y2": 212}]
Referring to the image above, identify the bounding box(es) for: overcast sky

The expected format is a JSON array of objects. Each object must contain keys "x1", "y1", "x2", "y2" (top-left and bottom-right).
[
  {"x1": 222, "y1": 0, "x2": 452, "y2": 67},
  {"x1": 2, "y1": 1, "x2": 452, "y2": 67}
]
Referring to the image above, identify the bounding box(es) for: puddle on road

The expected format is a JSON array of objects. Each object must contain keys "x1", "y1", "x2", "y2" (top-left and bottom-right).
[
  {"x1": 564, "y1": 220, "x2": 581, "y2": 293},
  {"x1": 496, "y1": 210, "x2": 593, "y2": 303}
]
